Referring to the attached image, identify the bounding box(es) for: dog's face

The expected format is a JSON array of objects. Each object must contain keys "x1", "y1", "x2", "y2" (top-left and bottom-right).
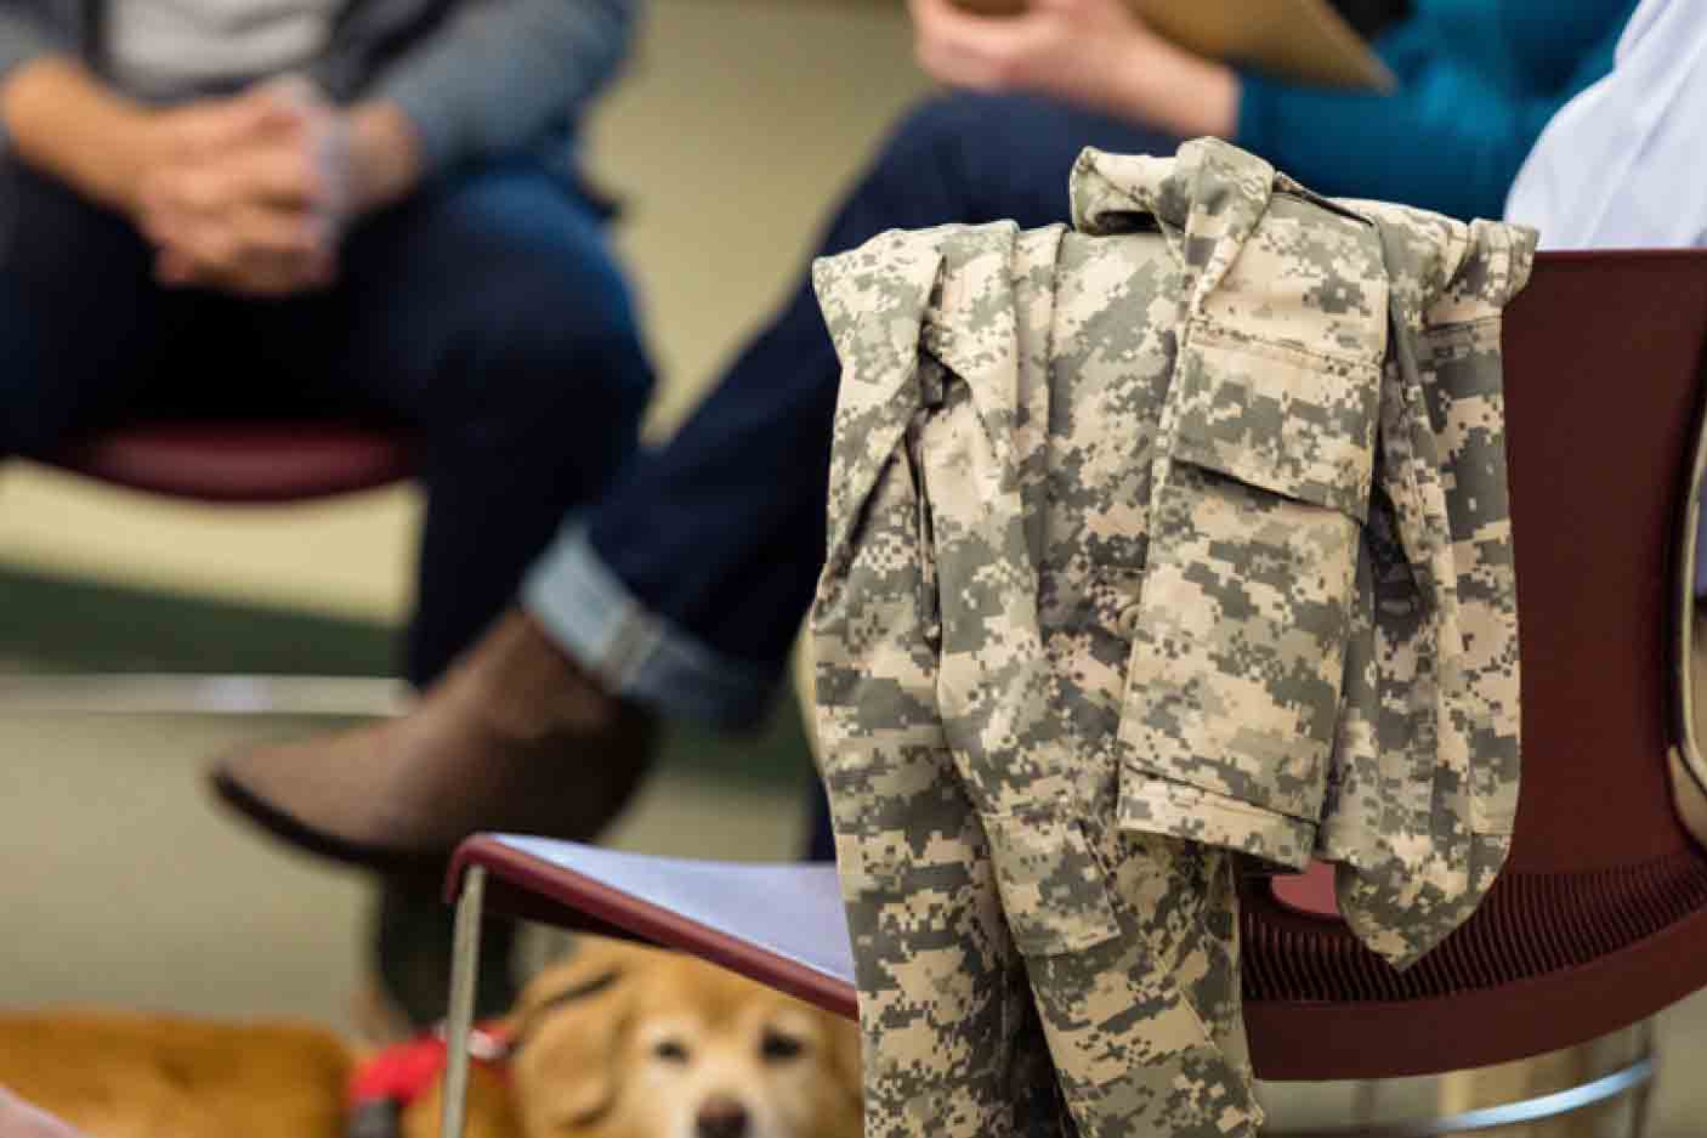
[{"x1": 508, "y1": 940, "x2": 861, "y2": 1138}]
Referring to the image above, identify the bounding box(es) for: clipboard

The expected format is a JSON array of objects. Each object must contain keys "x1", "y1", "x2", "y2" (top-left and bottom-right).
[{"x1": 951, "y1": 0, "x2": 1394, "y2": 91}]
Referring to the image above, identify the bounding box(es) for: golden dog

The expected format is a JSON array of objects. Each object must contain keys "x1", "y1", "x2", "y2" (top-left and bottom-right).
[{"x1": 0, "y1": 940, "x2": 862, "y2": 1138}]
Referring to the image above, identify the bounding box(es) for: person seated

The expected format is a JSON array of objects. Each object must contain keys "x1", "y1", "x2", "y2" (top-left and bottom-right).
[
  {"x1": 214, "y1": 0, "x2": 1637, "y2": 866},
  {"x1": 1505, "y1": 0, "x2": 1705, "y2": 249},
  {"x1": 0, "y1": 0, "x2": 654, "y2": 1025}
]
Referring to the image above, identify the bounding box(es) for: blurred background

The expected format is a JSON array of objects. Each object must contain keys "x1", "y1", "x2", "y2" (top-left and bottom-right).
[{"x1": 0, "y1": 0, "x2": 1700, "y2": 1133}]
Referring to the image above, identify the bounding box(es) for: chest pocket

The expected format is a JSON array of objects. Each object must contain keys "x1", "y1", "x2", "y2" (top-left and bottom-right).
[{"x1": 1114, "y1": 320, "x2": 1382, "y2": 849}]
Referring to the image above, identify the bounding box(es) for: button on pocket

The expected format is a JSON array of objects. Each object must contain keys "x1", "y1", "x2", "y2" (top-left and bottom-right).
[{"x1": 1114, "y1": 600, "x2": 1144, "y2": 639}]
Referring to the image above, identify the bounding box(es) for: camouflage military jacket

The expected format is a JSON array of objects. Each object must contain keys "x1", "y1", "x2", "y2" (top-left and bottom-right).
[{"x1": 813, "y1": 137, "x2": 1536, "y2": 978}]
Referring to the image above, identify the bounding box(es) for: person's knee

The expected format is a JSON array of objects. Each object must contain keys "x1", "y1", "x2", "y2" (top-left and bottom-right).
[
  {"x1": 437, "y1": 275, "x2": 652, "y2": 465},
  {"x1": 881, "y1": 91, "x2": 1020, "y2": 167},
  {"x1": 421, "y1": 190, "x2": 654, "y2": 435}
]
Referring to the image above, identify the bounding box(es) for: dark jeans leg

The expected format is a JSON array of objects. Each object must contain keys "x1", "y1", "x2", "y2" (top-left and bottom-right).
[
  {"x1": 247, "y1": 165, "x2": 652, "y2": 1027},
  {"x1": 582, "y1": 94, "x2": 1175, "y2": 678},
  {"x1": 0, "y1": 163, "x2": 179, "y2": 458},
  {"x1": 564, "y1": 93, "x2": 1173, "y2": 858},
  {"x1": 325, "y1": 166, "x2": 652, "y2": 687}
]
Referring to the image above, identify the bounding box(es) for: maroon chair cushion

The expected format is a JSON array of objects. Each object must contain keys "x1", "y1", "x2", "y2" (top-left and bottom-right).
[
  {"x1": 1269, "y1": 862, "x2": 1340, "y2": 920},
  {"x1": 45, "y1": 421, "x2": 416, "y2": 503}
]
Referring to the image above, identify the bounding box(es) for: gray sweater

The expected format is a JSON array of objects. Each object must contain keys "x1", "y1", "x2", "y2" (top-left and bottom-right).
[{"x1": 0, "y1": 0, "x2": 638, "y2": 179}]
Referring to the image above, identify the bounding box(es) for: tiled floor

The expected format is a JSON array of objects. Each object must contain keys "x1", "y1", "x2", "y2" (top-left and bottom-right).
[{"x1": 2, "y1": 709, "x2": 1703, "y2": 1134}]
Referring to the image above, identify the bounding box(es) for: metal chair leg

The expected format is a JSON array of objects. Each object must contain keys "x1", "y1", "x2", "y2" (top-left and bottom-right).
[
  {"x1": 1351, "y1": 1080, "x2": 1381, "y2": 1127},
  {"x1": 1627, "y1": 1019, "x2": 1657, "y2": 1138},
  {"x1": 1263, "y1": 1050, "x2": 1656, "y2": 1137},
  {"x1": 439, "y1": 867, "x2": 487, "y2": 1138}
]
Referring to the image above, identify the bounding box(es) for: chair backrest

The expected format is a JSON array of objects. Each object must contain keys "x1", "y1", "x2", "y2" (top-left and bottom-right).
[
  {"x1": 1502, "y1": 251, "x2": 1707, "y2": 873},
  {"x1": 1243, "y1": 249, "x2": 1707, "y2": 1079}
]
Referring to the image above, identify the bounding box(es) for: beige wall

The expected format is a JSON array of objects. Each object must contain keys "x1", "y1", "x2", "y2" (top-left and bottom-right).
[{"x1": 0, "y1": 0, "x2": 932, "y2": 623}]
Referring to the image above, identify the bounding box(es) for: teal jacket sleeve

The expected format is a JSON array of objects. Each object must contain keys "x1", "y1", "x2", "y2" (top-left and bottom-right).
[{"x1": 1236, "y1": 3, "x2": 1628, "y2": 220}]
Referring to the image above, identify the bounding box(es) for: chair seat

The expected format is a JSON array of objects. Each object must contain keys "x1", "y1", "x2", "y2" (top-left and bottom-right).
[
  {"x1": 447, "y1": 836, "x2": 1707, "y2": 1082},
  {"x1": 45, "y1": 421, "x2": 416, "y2": 503}
]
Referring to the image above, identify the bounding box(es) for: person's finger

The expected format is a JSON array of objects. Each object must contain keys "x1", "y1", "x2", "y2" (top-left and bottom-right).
[
  {"x1": 222, "y1": 245, "x2": 338, "y2": 297},
  {"x1": 230, "y1": 202, "x2": 330, "y2": 260},
  {"x1": 185, "y1": 203, "x2": 333, "y2": 293},
  {"x1": 154, "y1": 248, "x2": 197, "y2": 288},
  {"x1": 153, "y1": 140, "x2": 327, "y2": 225},
  {"x1": 158, "y1": 238, "x2": 331, "y2": 297},
  {"x1": 171, "y1": 97, "x2": 298, "y2": 161},
  {"x1": 234, "y1": 141, "x2": 327, "y2": 209},
  {"x1": 921, "y1": 41, "x2": 1011, "y2": 90},
  {"x1": 154, "y1": 161, "x2": 237, "y2": 219},
  {"x1": 915, "y1": 0, "x2": 1044, "y2": 44}
]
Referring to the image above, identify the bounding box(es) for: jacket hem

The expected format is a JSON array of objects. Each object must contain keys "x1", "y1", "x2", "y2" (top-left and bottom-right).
[{"x1": 1117, "y1": 775, "x2": 1317, "y2": 871}]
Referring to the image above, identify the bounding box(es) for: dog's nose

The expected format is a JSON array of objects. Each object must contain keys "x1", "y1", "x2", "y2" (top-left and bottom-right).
[{"x1": 695, "y1": 1096, "x2": 750, "y2": 1138}]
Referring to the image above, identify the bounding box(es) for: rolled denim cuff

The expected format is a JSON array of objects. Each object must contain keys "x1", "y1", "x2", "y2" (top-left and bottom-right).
[{"x1": 523, "y1": 524, "x2": 778, "y2": 729}]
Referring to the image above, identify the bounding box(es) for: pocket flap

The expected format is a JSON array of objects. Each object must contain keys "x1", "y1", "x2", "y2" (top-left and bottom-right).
[
  {"x1": 983, "y1": 812, "x2": 1121, "y2": 958},
  {"x1": 1172, "y1": 325, "x2": 1379, "y2": 521}
]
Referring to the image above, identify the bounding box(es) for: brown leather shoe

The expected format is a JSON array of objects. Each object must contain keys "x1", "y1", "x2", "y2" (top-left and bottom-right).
[{"x1": 209, "y1": 609, "x2": 656, "y2": 875}]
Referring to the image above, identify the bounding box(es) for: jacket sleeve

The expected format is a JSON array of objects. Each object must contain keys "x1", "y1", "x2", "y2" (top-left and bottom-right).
[
  {"x1": 1329, "y1": 209, "x2": 1534, "y2": 970},
  {"x1": 0, "y1": 2, "x2": 76, "y2": 153},
  {"x1": 808, "y1": 228, "x2": 952, "y2": 897},
  {"x1": 366, "y1": 0, "x2": 637, "y2": 175},
  {"x1": 0, "y1": 2, "x2": 70, "y2": 83},
  {"x1": 1236, "y1": 11, "x2": 1626, "y2": 220}
]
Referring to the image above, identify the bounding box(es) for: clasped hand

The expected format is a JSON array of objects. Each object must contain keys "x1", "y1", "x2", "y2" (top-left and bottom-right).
[{"x1": 134, "y1": 79, "x2": 349, "y2": 298}]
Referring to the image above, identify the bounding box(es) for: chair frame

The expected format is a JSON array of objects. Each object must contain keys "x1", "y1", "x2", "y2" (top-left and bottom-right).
[{"x1": 437, "y1": 862, "x2": 1657, "y2": 1138}]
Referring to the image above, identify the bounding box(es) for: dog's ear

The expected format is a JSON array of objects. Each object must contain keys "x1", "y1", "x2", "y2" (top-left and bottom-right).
[{"x1": 509, "y1": 940, "x2": 654, "y2": 1133}]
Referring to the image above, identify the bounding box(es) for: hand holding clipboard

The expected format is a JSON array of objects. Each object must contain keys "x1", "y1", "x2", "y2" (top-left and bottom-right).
[{"x1": 947, "y1": 0, "x2": 1393, "y2": 90}]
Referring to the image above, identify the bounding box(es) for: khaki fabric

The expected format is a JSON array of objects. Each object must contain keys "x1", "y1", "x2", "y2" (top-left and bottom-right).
[{"x1": 811, "y1": 138, "x2": 1534, "y2": 1137}]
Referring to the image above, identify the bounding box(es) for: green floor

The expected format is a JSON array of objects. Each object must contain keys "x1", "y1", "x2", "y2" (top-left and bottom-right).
[
  {"x1": 1, "y1": 568, "x2": 1701, "y2": 1134},
  {"x1": 0, "y1": 565, "x2": 818, "y2": 792}
]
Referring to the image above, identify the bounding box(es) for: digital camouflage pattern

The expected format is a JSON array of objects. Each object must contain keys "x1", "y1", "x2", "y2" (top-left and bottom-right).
[{"x1": 811, "y1": 138, "x2": 1534, "y2": 1137}]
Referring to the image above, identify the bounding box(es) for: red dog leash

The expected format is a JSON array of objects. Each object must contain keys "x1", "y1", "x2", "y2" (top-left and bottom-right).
[{"x1": 347, "y1": 1023, "x2": 512, "y2": 1138}]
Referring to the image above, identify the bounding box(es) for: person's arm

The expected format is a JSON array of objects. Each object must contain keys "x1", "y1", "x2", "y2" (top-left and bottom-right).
[
  {"x1": 909, "y1": 0, "x2": 1238, "y2": 137},
  {"x1": 363, "y1": 0, "x2": 637, "y2": 178},
  {"x1": 1236, "y1": 27, "x2": 1622, "y2": 221},
  {"x1": 1506, "y1": 0, "x2": 1707, "y2": 249},
  {"x1": 0, "y1": 0, "x2": 72, "y2": 110},
  {"x1": 0, "y1": 58, "x2": 161, "y2": 214},
  {"x1": 340, "y1": 99, "x2": 424, "y2": 214},
  {"x1": 911, "y1": 0, "x2": 1629, "y2": 221}
]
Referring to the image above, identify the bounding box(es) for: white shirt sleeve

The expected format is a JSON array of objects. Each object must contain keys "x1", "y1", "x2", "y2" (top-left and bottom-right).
[{"x1": 1505, "y1": 0, "x2": 1707, "y2": 251}]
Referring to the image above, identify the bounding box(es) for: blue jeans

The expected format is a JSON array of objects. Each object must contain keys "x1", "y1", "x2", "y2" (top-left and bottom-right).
[
  {"x1": 518, "y1": 94, "x2": 1176, "y2": 858},
  {"x1": 0, "y1": 159, "x2": 653, "y2": 688}
]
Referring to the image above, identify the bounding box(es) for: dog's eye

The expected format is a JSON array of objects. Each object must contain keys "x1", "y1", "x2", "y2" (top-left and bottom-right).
[
  {"x1": 760, "y1": 1029, "x2": 805, "y2": 1062},
  {"x1": 653, "y1": 1039, "x2": 690, "y2": 1064}
]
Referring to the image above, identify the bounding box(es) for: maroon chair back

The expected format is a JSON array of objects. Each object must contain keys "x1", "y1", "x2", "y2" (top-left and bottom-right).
[{"x1": 1243, "y1": 249, "x2": 1707, "y2": 1079}]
